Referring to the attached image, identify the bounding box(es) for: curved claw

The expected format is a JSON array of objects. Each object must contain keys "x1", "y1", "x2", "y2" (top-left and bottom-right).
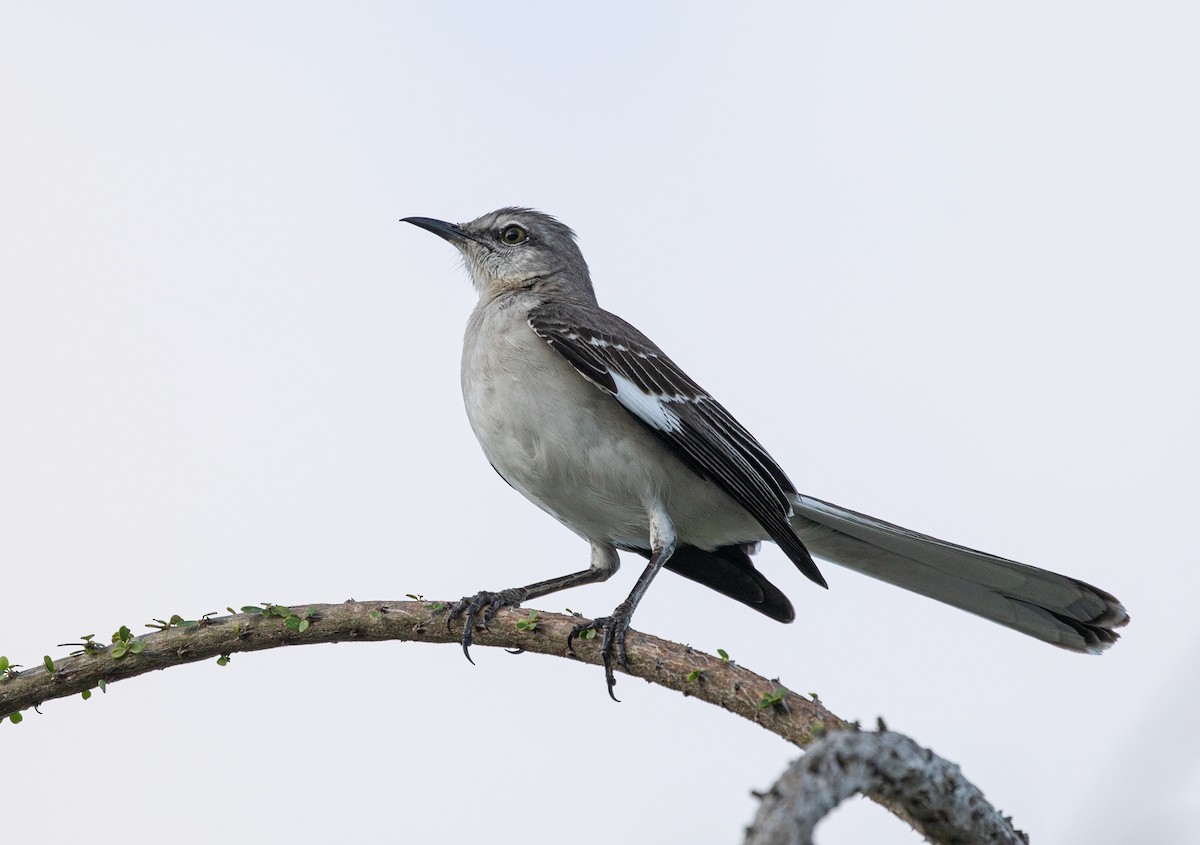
[
  {"x1": 447, "y1": 589, "x2": 528, "y2": 665},
  {"x1": 568, "y1": 612, "x2": 632, "y2": 702},
  {"x1": 566, "y1": 620, "x2": 590, "y2": 656},
  {"x1": 598, "y1": 621, "x2": 618, "y2": 700},
  {"x1": 447, "y1": 594, "x2": 486, "y2": 664}
]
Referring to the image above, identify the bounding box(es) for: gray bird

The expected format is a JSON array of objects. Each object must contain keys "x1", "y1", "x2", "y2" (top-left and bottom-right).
[{"x1": 402, "y1": 207, "x2": 1128, "y2": 698}]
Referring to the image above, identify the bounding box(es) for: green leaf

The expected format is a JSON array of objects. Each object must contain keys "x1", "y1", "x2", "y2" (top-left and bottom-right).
[
  {"x1": 43, "y1": 655, "x2": 54, "y2": 674},
  {"x1": 9, "y1": 712, "x2": 22, "y2": 724},
  {"x1": 240, "y1": 606, "x2": 263, "y2": 614},
  {"x1": 216, "y1": 654, "x2": 229, "y2": 666},
  {"x1": 111, "y1": 643, "x2": 127, "y2": 659},
  {"x1": 369, "y1": 610, "x2": 382, "y2": 620},
  {"x1": 757, "y1": 686, "x2": 788, "y2": 709},
  {"x1": 98, "y1": 679, "x2": 107, "y2": 693},
  {"x1": 81, "y1": 689, "x2": 92, "y2": 701},
  {"x1": 0, "y1": 656, "x2": 9, "y2": 672},
  {"x1": 297, "y1": 619, "x2": 310, "y2": 633},
  {"x1": 129, "y1": 640, "x2": 146, "y2": 655},
  {"x1": 685, "y1": 669, "x2": 701, "y2": 683},
  {"x1": 717, "y1": 649, "x2": 730, "y2": 662}
]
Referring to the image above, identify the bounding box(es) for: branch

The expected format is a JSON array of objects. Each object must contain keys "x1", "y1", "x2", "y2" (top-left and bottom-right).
[
  {"x1": 744, "y1": 721, "x2": 1028, "y2": 845},
  {"x1": 1, "y1": 600, "x2": 1027, "y2": 843},
  {"x1": 0, "y1": 600, "x2": 842, "y2": 746}
]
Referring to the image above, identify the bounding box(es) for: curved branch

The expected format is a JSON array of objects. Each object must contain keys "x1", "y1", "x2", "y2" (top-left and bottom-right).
[
  {"x1": 744, "y1": 722, "x2": 1028, "y2": 845},
  {"x1": 1, "y1": 600, "x2": 1026, "y2": 843},
  {"x1": 0, "y1": 600, "x2": 844, "y2": 747}
]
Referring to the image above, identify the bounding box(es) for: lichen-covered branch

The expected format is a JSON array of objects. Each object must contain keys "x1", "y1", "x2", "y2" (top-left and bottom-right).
[
  {"x1": 744, "y1": 721, "x2": 1028, "y2": 845},
  {"x1": 0, "y1": 600, "x2": 843, "y2": 748},
  {"x1": 1, "y1": 601, "x2": 1026, "y2": 843}
]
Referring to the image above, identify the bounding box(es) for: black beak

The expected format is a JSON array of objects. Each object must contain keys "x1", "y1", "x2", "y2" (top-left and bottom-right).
[{"x1": 401, "y1": 216, "x2": 473, "y2": 246}]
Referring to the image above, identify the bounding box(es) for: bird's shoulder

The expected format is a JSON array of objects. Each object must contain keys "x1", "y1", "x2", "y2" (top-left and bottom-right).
[
  {"x1": 527, "y1": 299, "x2": 704, "y2": 399},
  {"x1": 528, "y1": 299, "x2": 657, "y2": 344}
]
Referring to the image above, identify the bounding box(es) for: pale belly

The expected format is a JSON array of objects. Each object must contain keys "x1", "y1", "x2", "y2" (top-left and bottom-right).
[{"x1": 461, "y1": 304, "x2": 765, "y2": 551}]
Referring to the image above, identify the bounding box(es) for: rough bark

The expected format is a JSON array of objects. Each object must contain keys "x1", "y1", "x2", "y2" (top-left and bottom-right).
[
  {"x1": 0, "y1": 600, "x2": 841, "y2": 746},
  {"x1": 744, "y1": 721, "x2": 1028, "y2": 845},
  {"x1": 1, "y1": 600, "x2": 1026, "y2": 843}
]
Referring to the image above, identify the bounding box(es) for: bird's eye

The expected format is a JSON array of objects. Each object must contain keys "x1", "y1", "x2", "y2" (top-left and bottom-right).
[{"x1": 500, "y1": 225, "x2": 528, "y2": 245}]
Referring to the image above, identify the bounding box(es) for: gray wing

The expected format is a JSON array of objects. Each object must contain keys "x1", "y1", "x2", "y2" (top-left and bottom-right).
[{"x1": 528, "y1": 300, "x2": 825, "y2": 587}]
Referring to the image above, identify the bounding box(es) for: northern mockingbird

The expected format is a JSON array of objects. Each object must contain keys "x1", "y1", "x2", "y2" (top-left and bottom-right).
[{"x1": 402, "y1": 207, "x2": 1129, "y2": 698}]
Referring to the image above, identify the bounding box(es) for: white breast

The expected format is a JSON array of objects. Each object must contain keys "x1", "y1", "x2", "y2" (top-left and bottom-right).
[{"x1": 460, "y1": 296, "x2": 767, "y2": 552}]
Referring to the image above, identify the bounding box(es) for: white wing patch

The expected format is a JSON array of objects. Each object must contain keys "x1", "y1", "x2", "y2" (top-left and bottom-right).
[{"x1": 610, "y1": 370, "x2": 684, "y2": 433}]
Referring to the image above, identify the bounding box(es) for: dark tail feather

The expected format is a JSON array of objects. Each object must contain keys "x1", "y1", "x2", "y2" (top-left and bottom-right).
[
  {"x1": 789, "y1": 494, "x2": 1129, "y2": 653},
  {"x1": 661, "y1": 544, "x2": 795, "y2": 623}
]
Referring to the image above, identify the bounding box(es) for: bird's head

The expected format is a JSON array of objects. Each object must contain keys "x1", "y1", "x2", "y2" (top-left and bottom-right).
[{"x1": 403, "y1": 207, "x2": 595, "y2": 302}]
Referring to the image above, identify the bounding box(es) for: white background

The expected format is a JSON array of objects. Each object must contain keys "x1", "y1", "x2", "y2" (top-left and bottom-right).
[{"x1": 2, "y1": 4, "x2": 1197, "y2": 842}]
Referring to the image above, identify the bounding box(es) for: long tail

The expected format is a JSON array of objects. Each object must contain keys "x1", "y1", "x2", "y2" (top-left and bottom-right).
[{"x1": 789, "y1": 494, "x2": 1129, "y2": 653}]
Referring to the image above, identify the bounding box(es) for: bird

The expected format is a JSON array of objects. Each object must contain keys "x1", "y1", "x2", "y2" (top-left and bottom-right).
[{"x1": 401, "y1": 207, "x2": 1129, "y2": 699}]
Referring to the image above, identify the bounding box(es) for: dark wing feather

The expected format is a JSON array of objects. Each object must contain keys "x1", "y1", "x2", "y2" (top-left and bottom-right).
[{"x1": 529, "y1": 301, "x2": 825, "y2": 587}]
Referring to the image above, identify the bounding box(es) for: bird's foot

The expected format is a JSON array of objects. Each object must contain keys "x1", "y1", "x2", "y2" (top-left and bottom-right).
[
  {"x1": 567, "y1": 602, "x2": 633, "y2": 702},
  {"x1": 447, "y1": 588, "x2": 528, "y2": 664}
]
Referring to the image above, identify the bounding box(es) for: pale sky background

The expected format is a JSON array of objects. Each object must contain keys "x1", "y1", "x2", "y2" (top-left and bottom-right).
[{"x1": 2, "y1": 4, "x2": 1197, "y2": 843}]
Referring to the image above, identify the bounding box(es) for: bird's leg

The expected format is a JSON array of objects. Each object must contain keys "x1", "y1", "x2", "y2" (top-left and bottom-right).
[
  {"x1": 449, "y1": 542, "x2": 620, "y2": 663},
  {"x1": 569, "y1": 509, "x2": 677, "y2": 701}
]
